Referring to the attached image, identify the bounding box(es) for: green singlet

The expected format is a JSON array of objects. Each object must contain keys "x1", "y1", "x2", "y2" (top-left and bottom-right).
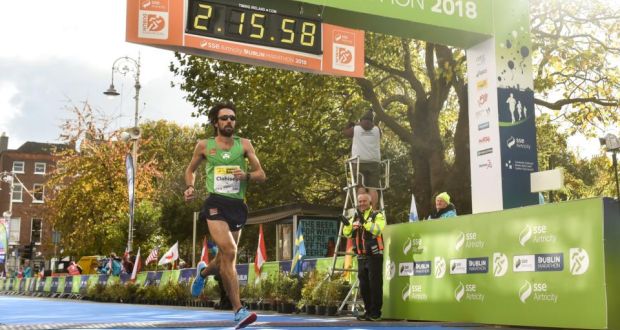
[{"x1": 205, "y1": 136, "x2": 248, "y2": 200}]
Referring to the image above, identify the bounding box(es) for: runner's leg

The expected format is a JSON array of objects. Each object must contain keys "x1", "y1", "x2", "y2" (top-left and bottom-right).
[{"x1": 207, "y1": 219, "x2": 242, "y2": 312}]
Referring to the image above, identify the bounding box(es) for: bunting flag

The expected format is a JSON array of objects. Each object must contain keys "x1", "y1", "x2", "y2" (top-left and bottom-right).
[
  {"x1": 409, "y1": 193, "x2": 419, "y2": 222},
  {"x1": 291, "y1": 224, "x2": 306, "y2": 275},
  {"x1": 254, "y1": 224, "x2": 267, "y2": 278},
  {"x1": 145, "y1": 247, "x2": 159, "y2": 265},
  {"x1": 343, "y1": 238, "x2": 354, "y2": 277},
  {"x1": 131, "y1": 248, "x2": 141, "y2": 281},
  {"x1": 125, "y1": 153, "x2": 135, "y2": 250},
  {"x1": 158, "y1": 242, "x2": 179, "y2": 266},
  {"x1": 0, "y1": 217, "x2": 8, "y2": 267},
  {"x1": 200, "y1": 236, "x2": 209, "y2": 264}
]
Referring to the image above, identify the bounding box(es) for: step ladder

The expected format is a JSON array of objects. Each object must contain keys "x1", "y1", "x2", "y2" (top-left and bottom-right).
[{"x1": 327, "y1": 156, "x2": 390, "y2": 316}]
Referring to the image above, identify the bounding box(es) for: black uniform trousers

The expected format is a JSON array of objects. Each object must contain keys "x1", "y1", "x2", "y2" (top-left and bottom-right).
[{"x1": 357, "y1": 254, "x2": 383, "y2": 318}]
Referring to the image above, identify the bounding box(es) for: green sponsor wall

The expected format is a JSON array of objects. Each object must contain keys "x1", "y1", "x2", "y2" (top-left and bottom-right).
[{"x1": 383, "y1": 198, "x2": 618, "y2": 329}]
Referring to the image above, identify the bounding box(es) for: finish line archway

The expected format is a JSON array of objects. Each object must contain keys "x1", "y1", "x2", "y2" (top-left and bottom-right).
[{"x1": 127, "y1": 0, "x2": 538, "y2": 214}]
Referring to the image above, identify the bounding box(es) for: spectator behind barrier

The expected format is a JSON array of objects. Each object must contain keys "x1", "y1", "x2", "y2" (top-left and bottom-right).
[{"x1": 429, "y1": 192, "x2": 457, "y2": 219}]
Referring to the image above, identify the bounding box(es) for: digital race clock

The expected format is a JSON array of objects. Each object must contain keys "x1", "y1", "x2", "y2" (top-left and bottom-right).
[{"x1": 186, "y1": 0, "x2": 323, "y2": 55}]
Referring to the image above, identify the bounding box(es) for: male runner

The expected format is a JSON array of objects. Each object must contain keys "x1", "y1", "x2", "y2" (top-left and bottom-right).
[{"x1": 184, "y1": 103, "x2": 266, "y2": 329}]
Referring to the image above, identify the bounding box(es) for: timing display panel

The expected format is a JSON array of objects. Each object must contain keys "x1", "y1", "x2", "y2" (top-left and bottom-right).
[
  {"x1": 186, "y1": 0, "x2": 323, "y2": 55},
  {"x1": 126, "y1": 0, "x2": 364, "y2": 77}
]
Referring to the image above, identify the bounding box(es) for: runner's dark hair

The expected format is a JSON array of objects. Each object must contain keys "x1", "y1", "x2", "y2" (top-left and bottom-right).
[{"x1": 208, "y1": 103, "x2": 236, "y2": 136}]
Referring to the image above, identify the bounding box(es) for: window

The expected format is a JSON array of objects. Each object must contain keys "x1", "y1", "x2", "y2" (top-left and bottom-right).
[
  {"x1": 12, "y1": 161, "x2": 25, "y2": 173},
  {"x1": 34, "y1": 162, "x2": 46, "y2": 175},
  {"x1": 33, "y1": 184, "x2": 44, "y2": 203},
  {"x1": 9, "y1": 218, "x2": 20, "y2": 244},
  {"x1": 11, "y1": 183, "x2": 23, "y2": 202},
  {"x1": 31, "y1": 219, "x2": 42, "y2": 244}
]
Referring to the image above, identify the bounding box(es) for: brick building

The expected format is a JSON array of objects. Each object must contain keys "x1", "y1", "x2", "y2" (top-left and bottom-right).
[{"x1": 0, "y1": 133, "x2": 68, "y2": 274}]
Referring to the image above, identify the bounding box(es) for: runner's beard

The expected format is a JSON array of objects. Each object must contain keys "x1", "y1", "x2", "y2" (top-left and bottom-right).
[{"x1": 218, "y1": 125, "x2": 234, "y2": 137}]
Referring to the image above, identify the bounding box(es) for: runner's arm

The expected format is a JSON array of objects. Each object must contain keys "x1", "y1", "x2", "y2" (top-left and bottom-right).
[
  {"x1": 242, "y1": 139, "x2": 266, "y2": 183},
  {"x1": 184, "y1": 140, "x2": 206, "y2": 200}
]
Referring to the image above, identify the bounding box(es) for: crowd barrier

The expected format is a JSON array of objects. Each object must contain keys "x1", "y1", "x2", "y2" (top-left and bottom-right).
[
  {"x1": 383, "y1": 198, "x2": 619, "y2": 329},
  {"x1": 0, "y1": 256, "x2": 350, "y2": 297}
]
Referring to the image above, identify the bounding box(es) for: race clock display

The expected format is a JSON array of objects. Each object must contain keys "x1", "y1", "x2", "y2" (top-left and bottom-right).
[{"x1": 186, "y1": 0, "x2": 323, "y2": 55}]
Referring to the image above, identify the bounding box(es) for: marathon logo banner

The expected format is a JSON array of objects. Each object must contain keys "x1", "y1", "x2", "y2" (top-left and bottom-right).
[{"x1": 382, "y1": 198, "x2": 616, "y2": 329}]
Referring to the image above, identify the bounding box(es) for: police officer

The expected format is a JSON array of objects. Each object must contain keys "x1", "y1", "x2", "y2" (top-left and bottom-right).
[{"x1": 343, "y1": 192, "x2": 386, "y2": 321}]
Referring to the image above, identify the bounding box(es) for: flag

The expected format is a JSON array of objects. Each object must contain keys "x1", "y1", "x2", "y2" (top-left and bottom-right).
[
  {"x1": 125, "y1": 153, "x2": 135, "y2": 248},
  {"x1": 158, "y1": 242, "x2": 179, "y2": 265},
  {"x1": 131, "y1": 248, "x2": 141, "y2": 281},
  {"x1": 145, "y1": 247, "x2": 159, "y2": 265},
  {"x1": 291, "y1": 224, "x2": 306, "y2": 275},
  {"x1": 409, "y1": 194, "x2": 419, "y2": 222},
  {"x1": 254, "y1": 224, "x2": 267, "y2": 278},
  {"x1": 200, "y1": 236, "x2": 209, "y2": 264},
  {"x1": 0, "y1": 218, "x2": 8, "y2": 266},
  {"x1": 343, "y1": 238, "x2": 354, "y2": 277}
]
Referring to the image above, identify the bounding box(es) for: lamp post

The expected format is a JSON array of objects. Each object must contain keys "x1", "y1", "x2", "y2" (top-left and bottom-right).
[{"x1": 103, "y1": 55, "x2": 141, "y2": 253}]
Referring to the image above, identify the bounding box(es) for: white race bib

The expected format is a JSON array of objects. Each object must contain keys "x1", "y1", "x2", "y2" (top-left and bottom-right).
[{"x1": 214, "y1": 165, "x2": 240, "y2": 193}]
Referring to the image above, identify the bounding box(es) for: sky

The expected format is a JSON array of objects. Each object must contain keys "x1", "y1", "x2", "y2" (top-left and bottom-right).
[
  {"x1": 0, "y1": 0, "x2": 607, "y2": 157},
  {"x1": 0, "y1": 0, "x2": 201, "y2": 150}
]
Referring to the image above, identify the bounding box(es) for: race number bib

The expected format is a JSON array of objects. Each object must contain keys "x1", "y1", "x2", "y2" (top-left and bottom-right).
[{"x1": 214, "y1": 166, "x2": 240, "y2": 193}]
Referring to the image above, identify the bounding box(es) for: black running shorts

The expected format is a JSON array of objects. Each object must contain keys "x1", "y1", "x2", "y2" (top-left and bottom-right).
[{"x1": 199, "y1": 194, "x2": 249, "y2": 232}]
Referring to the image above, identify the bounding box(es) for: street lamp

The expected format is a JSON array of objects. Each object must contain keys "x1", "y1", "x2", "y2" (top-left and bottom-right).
[
  {"x1": 103, "y1": 55, "x2": 142, "y2": 253},
  {"x1": 599, "y1": 133, "x2": 620, "y2": 201}
]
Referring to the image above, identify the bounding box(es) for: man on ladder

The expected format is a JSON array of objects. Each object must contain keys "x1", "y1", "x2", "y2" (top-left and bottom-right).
[
  {"x1": 342, "y1": 192, "x2": 386, "y2": 321},
  {"x1": 343, "y1": 109, "x2": 381, "y2": 210}
]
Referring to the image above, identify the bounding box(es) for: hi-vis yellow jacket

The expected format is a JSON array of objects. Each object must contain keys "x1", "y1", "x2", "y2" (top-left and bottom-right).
[{"x1": 343, "y1": 208, "x2": 386, "y2": 256}]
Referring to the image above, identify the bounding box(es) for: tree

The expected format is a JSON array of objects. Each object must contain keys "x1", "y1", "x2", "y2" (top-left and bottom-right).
[
  {"x1": 47, "y1": 103, "x2": 160, "y2": 256},
  {"x1": 531, "y1": 0, "x2": 620, "y2": 136}
]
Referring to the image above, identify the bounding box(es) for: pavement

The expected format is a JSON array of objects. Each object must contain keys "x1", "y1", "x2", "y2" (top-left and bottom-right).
[{"x1": 0, "y1": 295, "x2": 508, "y2": 330}]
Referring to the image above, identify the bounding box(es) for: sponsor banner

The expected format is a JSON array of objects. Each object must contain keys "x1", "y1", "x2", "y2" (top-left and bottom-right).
[
  {"x1": 64, "y1": 276, "x2": 73, "y2": 293},
  {"x1": 37, "y1": 277, "x2": 46, "y2": 292},
  {"x1": 50, "y1": 277, "x2": 59, "y2": 293},
  {"x1": 236, "y1": 264, "x2": 249, "y2": 285},
  {"x1": 499, "y1": 87, "x2": 539, "y2": 209},
  {"x1": 79, "y1": 275, "x2": 90, "y2": 293},
  {"x1": 383, "y1": 198, "x2": 612, "y2": 329},
  {"x1": 144, "y1": 271, "x2": 163, "y2": 286},
  {"x1": 466, "y1": 38, "x2": 502, "y2": 214},
  {"x1": 178, "y1": 268, "x2": 194, "y2": 285}
]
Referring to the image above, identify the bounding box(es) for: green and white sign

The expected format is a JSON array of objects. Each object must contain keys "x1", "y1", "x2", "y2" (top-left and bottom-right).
[{"x1": 383, "y1": 198, "x2": 619, "y2": 329}]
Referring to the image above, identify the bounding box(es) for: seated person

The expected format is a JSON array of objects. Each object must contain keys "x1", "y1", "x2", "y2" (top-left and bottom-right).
[{"x1": 429, "y1": 192, "x2": 457, "y2": 219}]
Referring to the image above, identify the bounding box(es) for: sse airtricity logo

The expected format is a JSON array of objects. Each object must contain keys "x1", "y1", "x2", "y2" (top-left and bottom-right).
[
  {"x1": 493, "y1": 253, "x2": 508, "y2": 277},
  {"x1": 402, "y1": 283, "x2": 412, "y2": 301},
  {"x1": 386, "y1": 260, "x2": 396, "y2": 280},
  {"x1": 569, "y1": 248, "x2": 590, "y2": 275},
  {"x1": 519, "y1": 281, "x2": 532, "y2": 303},
  {"x1": 454, "y1": 282, "x2": 465, "y2": 302},
  {"x1": 434, "y1": 257, "x2": 446, "y2": 279},
  {"x1": 403, "y1": 237, "x2": 413, "y2": 255},
  {"x1": 455, "y1": 232, "x2": 466, "y2": 251},
  {"x1": 519, "y1": 226, "x2": 532, "y2": 246}
]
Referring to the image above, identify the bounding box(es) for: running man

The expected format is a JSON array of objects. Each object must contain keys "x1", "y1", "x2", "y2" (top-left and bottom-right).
[{"x1": 184, "y1": 103, "x2": 266, "y2": 329}]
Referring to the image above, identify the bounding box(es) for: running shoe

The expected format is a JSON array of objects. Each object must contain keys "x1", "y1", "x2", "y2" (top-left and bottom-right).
[
  {"x1": 191, "y1": 261, "x2": 207, "y2": 297},
  {"x1": 234, "y1": 307, "x2": 257, "y2": 329}
]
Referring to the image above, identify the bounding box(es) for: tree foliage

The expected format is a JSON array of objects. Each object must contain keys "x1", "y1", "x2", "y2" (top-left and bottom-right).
[
  {"x1": 47, "y1": 103, "x2": 160, "y2": 256},
  {"x1": 531, "y1": 0, "x2": 620, "y2": 135}
]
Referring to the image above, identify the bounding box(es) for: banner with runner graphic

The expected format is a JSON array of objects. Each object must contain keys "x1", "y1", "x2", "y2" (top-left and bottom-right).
[{"x1": 382, "y1": 198, "x2": 618, "y2": 329}]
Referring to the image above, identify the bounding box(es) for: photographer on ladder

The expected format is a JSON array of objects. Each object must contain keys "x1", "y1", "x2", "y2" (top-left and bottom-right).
[
  {"x1": 343, "y1": 109, "x2": 381, "y2": 210},
  {"x1": 343, "y1": 192, "x2": 385, "y2": 321}
]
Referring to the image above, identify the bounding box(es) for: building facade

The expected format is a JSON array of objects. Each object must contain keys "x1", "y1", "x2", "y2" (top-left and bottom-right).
[{"x1": 0, "y1": 133, "x2": 67, "y2": 275}]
